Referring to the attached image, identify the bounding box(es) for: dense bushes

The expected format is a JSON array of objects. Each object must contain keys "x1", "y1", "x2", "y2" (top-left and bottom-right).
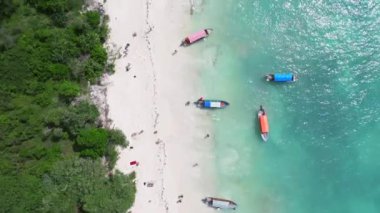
[
  {"x1": 0, "y1": 1, "x2": 135, "y2": 212},
  {"x1": 0, "y1": 0, "x2": 18, "y2": 20},
  {"x1": 76, "y1": 128, "x2": 108, "y2": 158},
  {"x1": 75, "y1": 128, "x2": 128, "y2": 160},
  {"x1": 42, "y1": 158, "x2": 136, "y2": 212},
  {"x1": 0, "y1": 175, "x2": 45, "y2": 212}
]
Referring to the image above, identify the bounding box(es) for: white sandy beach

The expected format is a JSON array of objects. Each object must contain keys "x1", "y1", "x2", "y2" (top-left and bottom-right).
[{"x1": 103, "y1": 0, "x2": 217, "y2": 212}]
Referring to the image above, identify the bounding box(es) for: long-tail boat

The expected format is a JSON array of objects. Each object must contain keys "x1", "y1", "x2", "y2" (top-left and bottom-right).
[
  {"x1": 265, "y1": 73, "x2": 297, "y2": 82},
  {"x1": 202, "y1": 197, "x2": 237, "y2": 210},
  {"x1": 181, "y1": 28, "x2": 212, "y2": 46},
  {"x1": 258, "y1": 105, "x2": 269, "y2": 142},
  {"x1": 194, "y1": 98, "x2": 229, "y2": 109}
]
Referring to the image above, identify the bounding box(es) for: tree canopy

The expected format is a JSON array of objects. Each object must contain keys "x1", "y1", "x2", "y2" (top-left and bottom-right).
[
  {"x1": 0, "y1": 0, "x2": 135, "y2": 212},
  {"x1": 42, "y1": 158, "x2": 136, "y2": 212}
]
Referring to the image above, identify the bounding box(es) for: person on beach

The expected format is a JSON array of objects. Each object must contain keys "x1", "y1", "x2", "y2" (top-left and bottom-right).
[
  {"x1": 196, "y1": 97, "x2": 204, "y2": 106},
  {"x1": 155, "y1": 139, "x2": 161, "y2": 145},
  {"x1": 177, "y1": 195, "x2": 184, "y2": 203},
  {"x1": 126, "y1": 63, "x2": 131, "y2": 71},
  {"x1": 123, "y1": 43, "x2": 130, "y2": 57}
]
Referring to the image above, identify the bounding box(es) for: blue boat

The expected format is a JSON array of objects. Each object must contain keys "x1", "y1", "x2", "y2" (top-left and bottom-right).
[
  {"x1": 194, "y1": 98, "x2": 229, "y2": 109},
  {"x1": 266, "y1": 73, "x2": 297, "y2": 82}
]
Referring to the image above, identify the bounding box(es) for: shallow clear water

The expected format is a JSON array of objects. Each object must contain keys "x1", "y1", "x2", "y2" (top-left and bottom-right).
[{"x1": 191, "y1": 0, "x2": 380, "y2": 212}]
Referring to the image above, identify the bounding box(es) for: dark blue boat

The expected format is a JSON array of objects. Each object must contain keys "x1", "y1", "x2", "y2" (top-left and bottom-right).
[
  {"x1": 194, "y1": 98, "x2": 229, "y2": 109},
  {"x1": 266, "y1": 73, "x2": 297, "y2": 82}
]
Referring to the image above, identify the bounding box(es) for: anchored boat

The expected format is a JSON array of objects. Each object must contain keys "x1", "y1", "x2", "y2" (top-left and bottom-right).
[
  {"x1": 181, "y1": 29, "x2": 212, "y2": 46},
  {"x1": 202, "y1": 197, "x2": 237, "y2": 210},
  {"x1": 266, "y1": 73, "x2": 297, "y2": 82},
  {"x1": 194, "y1": 98, "x2": 229, "y2": 109},
  {"x1": 258, "y1": 105, "x2": 269, "y2": 142}
]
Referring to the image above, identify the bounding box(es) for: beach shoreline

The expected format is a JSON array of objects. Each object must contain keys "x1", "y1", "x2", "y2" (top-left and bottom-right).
[{"x1": 103, "y1": 0, "x2": 217, "y2": 212}]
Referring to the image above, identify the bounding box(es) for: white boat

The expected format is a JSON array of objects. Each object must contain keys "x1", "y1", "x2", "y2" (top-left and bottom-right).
[{"x1": 202, "y1": 197, "x2": 237, "y2": 210}]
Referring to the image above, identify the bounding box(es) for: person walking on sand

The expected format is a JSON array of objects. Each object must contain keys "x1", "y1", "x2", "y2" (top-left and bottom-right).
[
  {"x1": 196, "y1": 97, "x2": 204, "y2": 106},
  {"x1": 126, "y1": 63, "x2": 131, "y2": 71}
]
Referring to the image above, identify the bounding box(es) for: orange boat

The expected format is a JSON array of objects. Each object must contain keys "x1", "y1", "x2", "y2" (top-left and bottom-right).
[{"x1": 258, "y1": 105, "x2": 269, "y2": 142}]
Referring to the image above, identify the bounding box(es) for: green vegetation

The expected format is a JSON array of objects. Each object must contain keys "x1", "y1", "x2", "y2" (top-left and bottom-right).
[
  {"x1": 43, "y1": 158, "x2": 136, "y2": 212},
  {"x1": 0, "y1": 0, "x2": 135, "y2": 212}
]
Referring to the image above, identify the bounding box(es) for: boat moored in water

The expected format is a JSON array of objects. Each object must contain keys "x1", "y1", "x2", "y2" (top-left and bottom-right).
[
  {"x1": 181, "y1": 29, "x2": 212, "y2": 46},
  {"x1": 194, "y1": 98, "x2": 229, "y2": 109},
  {"x1": 202, "y1": 197, "x2": 237, "y2": 210},
  {"x1": 266, "y1": 73, "x2": 297, "y2": 82},
  {"x1": 258, "y1": 105, "x2": 269, "y2": 142}
]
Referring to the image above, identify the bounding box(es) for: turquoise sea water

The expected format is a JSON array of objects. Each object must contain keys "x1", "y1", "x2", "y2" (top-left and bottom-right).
[{"x1": 192, "y1": 1, "x2": 380, "y2": 212}]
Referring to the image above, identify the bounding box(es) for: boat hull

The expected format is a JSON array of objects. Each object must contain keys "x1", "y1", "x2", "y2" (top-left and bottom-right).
[
  {"x1": 181, "y1": 29, "x2": 212, "y2": 46},
  {"x1": 258, "y1": 107, "x2": 269, "y2": 142},
  {"x1": 261, "y1": 132, "x2": 269, "y2": 142},
  {"x1": 195, "y1": 100, "x2": 229, "y2": 109},
  {"x1": 202, "y1": 197, "x2": 237, "y2": 210},
  {"x1": 265, "y1": 73, "x2": 297, "y2": 82}
]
